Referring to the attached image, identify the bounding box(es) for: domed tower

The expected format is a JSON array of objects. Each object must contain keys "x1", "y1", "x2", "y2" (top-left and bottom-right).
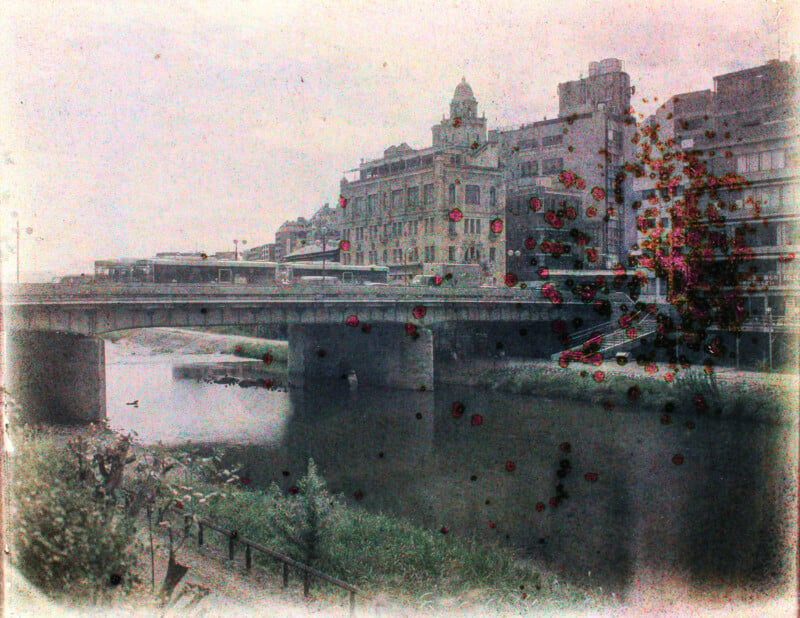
[
  {"x1": 432, "y1": 78, "x2": 487, "y2": 148},
  {"x1": 451, "y1": 77, "x2": 478, "y2": 119}
]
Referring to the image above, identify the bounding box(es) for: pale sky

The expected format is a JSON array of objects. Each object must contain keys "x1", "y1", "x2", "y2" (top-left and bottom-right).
[{"x1": 1, "y1": 0, "x2": 798, "y2": 279}]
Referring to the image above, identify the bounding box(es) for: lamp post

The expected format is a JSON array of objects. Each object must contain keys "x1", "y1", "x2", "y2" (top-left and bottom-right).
[
  {"x1": 233, "y1": 239, "x2": 247, "y2": 261},
  {"x1": 766, "y1": 306, "x2": 773, "y2": 371}
]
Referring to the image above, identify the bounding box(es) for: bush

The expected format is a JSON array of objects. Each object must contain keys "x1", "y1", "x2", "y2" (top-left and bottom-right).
[{"x1": 12, "y1": 433, "x2": 140, "y2": 600}]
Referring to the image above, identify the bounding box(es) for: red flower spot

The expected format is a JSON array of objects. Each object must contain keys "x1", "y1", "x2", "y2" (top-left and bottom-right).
[
  {"x1": 345, "y1": 315, "x2": 359, "y2": 327},
  {"x1": 451, "y1": 402, "x2": 465, "y2": 418},
  {"x1": 505, "y1": 461, "x2": 516, "y2": 472},
  {"x1": 564, "y1": 206, "x2": 577, "y2": 220},
  {"x1": 530, "y1": 197, "x2": 542, "y2": 212},
  {"x1": 584, "y1": 472, "x2": 599, "y2": 483},
  {"x1": 591, "y1": 186, "x2": 606, "y2": 201},
  {"x1": 262, "y1": 379, "x2": 274, "y2": 388},
  {"x1": 289, "y1": 486, "x2": 299, "y2": 495},
  {"x1": 339, "y1": 239, "x2": 351, "y2": 251},
  {"x1": 470, "y1": 414, "x2": 483, "y2": 426},
  {"x1": 627, "y1": 385, "x2": 641, "y2": 401},
  {"x1": 535, "y1": 502, "x2": 546, "y2": 512},
  {"x1": 175, "y1": 500, "x2": 183, "y2": 509},
  {"x1": 586, "y1": 205, "x2": 598, "y2": 218},
  {"x1": 559, "y1": 442, "x2": 571, "y2": 453},
  {"x1": 490, "y1": 218, "x2": 504, "y2": 233},
  {"x1": 593, "y1": 371, "x2": 605, "y2": 382},
  {"x1": 558, "y1": 170, "x2": 577, "y2": 188},
  {"x1": 672, "y1": 454, "x2": 684, "y2": 465},
  {"x1": 262, "y1": 353, "x2": 273, "y2": 365},
  {"x1": 576, "y1": 178, "x2": 586, "y2": 190},
  {"x1": 626, "y1": 328, "x2": 637, "y2": 340},
  {"x1": 405, "y1": 322, "x2": 418, "y2": 337},
  {"x1": 664, "y1": 372, "x2": 675, "y2": 383},
  {"x1": 353, "y1": 490, "x2": 364, "y2": 500},
  {"x1": 549, "y1": 496, "x2": 561, "y2": 508},
  {"x1": 440, "y1": 526, "x2": 449, "y2": 534},
  {"x1": 504, "y1": 272, "x2": 518, "y2": 287},
  {"x1": 338, "y1": 196, "x2": 348, "y2": 209},
  {"x1": 240, "y1": 477, "x2": 251, "y2": 485},
  {"x1": 521, "y1": 592, "x2": 527, "y2": 599},
  {"x1": 618, "y1": 314, "x2": 633, "y2": 328},
  {"x1": 452, "y1": 116, "x2": 463, "y2": 127},
  {"x1": 432, "y1": 275, "x2": 444, "y2": 286},
  {"x1": 585, "y1": 248, "x2": 599, "y2": 263},
  {"x1": 412, "y1": 305, "x2": 427, "y2": 319},
  {"x1": 645, "y1": 363, "x2": 657, "y2": 375},
  {"x1": 234, "y1": 345, "x2": 243, "y2": 354},
  {"x1": 537, "y1": 267, "x2": 549, "y2": 278},
  {"x1": 489, "y1": 520, "x2": 497, "y2": 529},
  {"x1": 361, "y1": 324, "x2": 371, "y2": 334},
  {"x1": 660, "y1": 414, "x2": 671, "y2": 425},
  {"x1": 524, "y1": 237, "x2": 536, "y2": 250},
  {"x1": 449, "y1": 208, "x2": 463, "y2": 222},
  {"x1": 544, "y1": 211, "x2": 564, "y2": 229}
]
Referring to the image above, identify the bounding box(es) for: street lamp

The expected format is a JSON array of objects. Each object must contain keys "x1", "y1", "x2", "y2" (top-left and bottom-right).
[
  {"x1": 233, "y1": 239, "x2": 247, "y2": 261},
  {"x1": 765, "y1": 306, "x2": 773, "y2": 371}
]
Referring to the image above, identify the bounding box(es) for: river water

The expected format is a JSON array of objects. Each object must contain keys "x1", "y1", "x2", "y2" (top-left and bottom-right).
[{"x1": 105, "y1": 342, "x2": 797, "y2": 597}]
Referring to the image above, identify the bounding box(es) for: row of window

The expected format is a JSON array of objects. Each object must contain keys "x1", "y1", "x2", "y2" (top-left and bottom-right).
[
  {"x1": 342, "y1": 245, "x2": 499, "y2": 265},
  {"x1": 514, "y1": 134, "x2": 564, "y2": 151},
  {"x1": 344, "y1": 216, "x2": 497, "y2": 244},
  {"x1": 519, "y1": 157, "x2": 564, "y2": 177},
  {"x1": 736, "y1": 149, "x2": 786, "y2": 174},
  {"x1": 347, "y1": 182, "x2": 499, "y2": 219}
]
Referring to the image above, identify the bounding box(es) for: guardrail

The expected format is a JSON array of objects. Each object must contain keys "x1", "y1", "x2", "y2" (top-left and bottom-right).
[{"x1": 168, "y1": 507, "x2": 364, "y2": 615}]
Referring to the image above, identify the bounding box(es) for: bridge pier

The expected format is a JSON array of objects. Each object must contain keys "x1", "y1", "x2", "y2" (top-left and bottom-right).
[
  {"x1": 5, "y1": 330, "x2": 106, "y2": 423},
  {"x1": 287, "y1": 323, "x2": 434, "y2": 391}
]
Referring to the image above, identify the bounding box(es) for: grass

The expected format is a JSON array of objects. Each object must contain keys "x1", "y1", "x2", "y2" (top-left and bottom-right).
[{"x1": 464, "y1": 361, "x2": 792, "y2": 423}]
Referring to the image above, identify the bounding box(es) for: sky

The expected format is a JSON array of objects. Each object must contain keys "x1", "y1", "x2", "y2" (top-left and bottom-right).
[{"x1": 1, "y1": 0, "x2": 798, "y2": 280}]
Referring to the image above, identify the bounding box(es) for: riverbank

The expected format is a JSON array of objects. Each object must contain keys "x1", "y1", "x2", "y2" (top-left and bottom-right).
[
  {"x1": 436, "y1": 357, "x2": 797, "y2": 424},
  {"x1": 104, "y1": 327, "x2": 287, "y2": 362}
]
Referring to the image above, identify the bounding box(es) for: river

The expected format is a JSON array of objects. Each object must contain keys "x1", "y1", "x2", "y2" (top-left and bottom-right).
[{"x1": 105, "y1": 341, "x2": 797, "y2": 598}]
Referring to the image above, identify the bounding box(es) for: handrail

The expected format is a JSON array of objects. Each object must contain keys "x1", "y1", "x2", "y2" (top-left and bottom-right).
[{"x1": 167, "y1": 506, "x2": 364, "y2": 614}]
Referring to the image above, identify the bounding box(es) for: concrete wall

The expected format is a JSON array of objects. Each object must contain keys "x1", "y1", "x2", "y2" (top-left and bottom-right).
[
  {"x1": 5, "y1": 330, "x2": 106, "y2": 423},
  {"x1": 288, "y1": 322, "x2": 434, "y2": 391}
]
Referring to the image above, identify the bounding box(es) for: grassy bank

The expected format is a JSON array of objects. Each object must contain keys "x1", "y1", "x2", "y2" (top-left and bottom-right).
[
  {"x1": 438, "y1": 359, "x2": 795, "y2": 423},
  {"x1": 9, "y1": 426, "x2": 610, "y2": 615}
]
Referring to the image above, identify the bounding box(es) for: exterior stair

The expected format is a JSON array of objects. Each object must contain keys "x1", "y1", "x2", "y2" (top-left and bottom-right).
[{"x1": 551, "y1": 315, "x2": 659, "y2": 361}]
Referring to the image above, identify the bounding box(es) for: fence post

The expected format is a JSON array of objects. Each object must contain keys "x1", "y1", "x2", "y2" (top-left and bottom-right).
[
  {"x1": 198, "y1": 523, "x2": 204, "y2": 547},
  {"x1": 245, "y1": 544, "x2": 252, "y2": 570},
  {"x1": 282, "y1": 562, "x2": 289, "y2": 588},
  {"x1": 303, "y1": 570, "x2": 310, "y2": 597}
]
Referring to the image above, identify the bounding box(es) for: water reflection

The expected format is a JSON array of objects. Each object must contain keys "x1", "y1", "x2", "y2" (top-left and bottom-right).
[{"x1": 106, "y1": 346, "x2": 797, "y2": 597}]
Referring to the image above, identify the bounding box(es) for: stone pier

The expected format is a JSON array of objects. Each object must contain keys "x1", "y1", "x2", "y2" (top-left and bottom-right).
[
  {"x1": 5, "y1": 330, "x2": 106, "y2": 423},
  {"x1": 288, "y1": 322, "x2": 434, "y2": 390}
]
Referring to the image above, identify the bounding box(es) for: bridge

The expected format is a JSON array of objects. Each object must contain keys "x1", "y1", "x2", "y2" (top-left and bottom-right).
[{"x1": 3, "y1": 282, "x2": 608, "y2": 423}]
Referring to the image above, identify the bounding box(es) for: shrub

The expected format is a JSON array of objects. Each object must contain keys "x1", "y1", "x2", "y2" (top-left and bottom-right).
[{"x1": 12, "y1": 434, "x2": 140, "y2": 600}]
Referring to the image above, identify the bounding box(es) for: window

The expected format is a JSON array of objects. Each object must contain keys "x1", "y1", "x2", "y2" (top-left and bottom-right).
[
  {"x1": 424, "y1": 183, "x2": 434, "y2": 205},
  {"x1": 448, "y1": 183, "x2": 456, "y2": 204},
  {"x1": 489, "y1": 247, "x2": 496, "y2": 262},
  {"x1": 520, "y1": 161, "x2": 538, "y2": 177},
  {"x1": 391, "y1": 189, "x2": 403, "y2": 210},
  {"x1": 407, "y1": 186, "x2": 419, "y2": 207},
  {"x1": 465, "y1": 185, "x2": 480, "y2": 205},
  {"x1": 519, "y1": 138, "x2": 538, "y2": 150},
  {"x1": 448, "y1": 246, "x2": 456, "y2": 262},
  {"x1": 490, "y1": 186, "x2": 497, "y2": 207},
  {"x1": 367, "y1": 194, "x2": 377, "y2": 216},
  {"x1": 382, "y1": 249, "x2": 388, "y2": 262},
  {"x1": 542, "y1": 134, "x2": 563, "y2": 147},
  {"x1": 542, "y1": 158, "x2": 563, "y2": 175}
]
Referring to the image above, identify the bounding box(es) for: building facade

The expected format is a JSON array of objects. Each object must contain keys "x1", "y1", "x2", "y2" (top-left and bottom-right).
[
  {"x1": 338, "y1": 80, "x2": 506, "y2": 283},
  {"x1": 493, "y1": 59, "x2": 635, "y2": 279}
]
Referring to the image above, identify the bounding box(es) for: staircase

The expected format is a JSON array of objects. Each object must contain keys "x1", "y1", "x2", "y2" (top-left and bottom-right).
[{"x1": 551, "y1": 315, "x2": 658, "y2": 361}]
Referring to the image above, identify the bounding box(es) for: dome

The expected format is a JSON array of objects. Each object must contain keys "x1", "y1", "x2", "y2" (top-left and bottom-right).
[{"x1": 453, "y1": 77, "x2": 475, "y2": 101}]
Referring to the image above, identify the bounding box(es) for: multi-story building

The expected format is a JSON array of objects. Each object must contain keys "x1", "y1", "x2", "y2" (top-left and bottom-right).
[
  {"x1": 274, "y1": 217, "x2": 311, "y2": 261},
  {"x1": 492, "y1": 59, "x2": 634, "y2": 279},
  {"x1": 629, "y1": 59, "x2": 798, "y2": 367},
  {"x1": 338, "y1": 79, "x2": 506, "y2": 283},
  {"x1": 243, "y1": 242, "x2": 279, "y2": 262}
]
